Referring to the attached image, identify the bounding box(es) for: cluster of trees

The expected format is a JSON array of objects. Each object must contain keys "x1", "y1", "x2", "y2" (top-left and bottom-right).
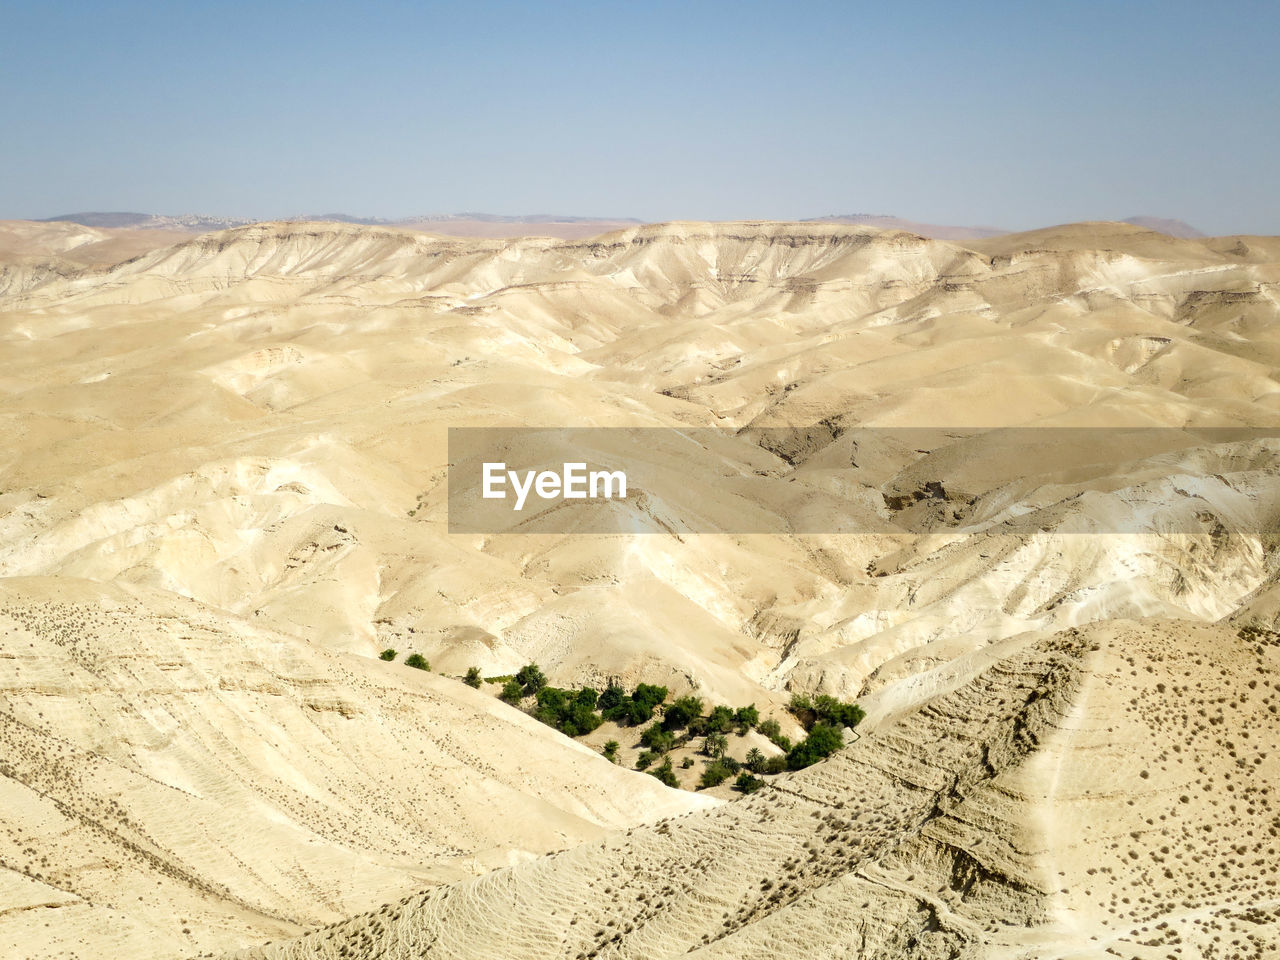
[
  {"x1": 531, "y1": 686, "x2": 604, "y2": 737},
  {"x1": 499, "y1": 663, "x2": 548, "y2": 703},
  {"x1": 598, "y1": 682, "x2": 669, "y2": 726},
  {"x1": 450, "y1": 660, "x2": 863, "y2": 791},
  {"x1": 787, "y1": 693, "x2": 865, "y2": 732}
]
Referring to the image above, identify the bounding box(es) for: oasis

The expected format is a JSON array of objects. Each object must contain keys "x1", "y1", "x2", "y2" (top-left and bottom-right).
[{"x1": 481, "y1": 461, "x2": 628, "y2": 511}]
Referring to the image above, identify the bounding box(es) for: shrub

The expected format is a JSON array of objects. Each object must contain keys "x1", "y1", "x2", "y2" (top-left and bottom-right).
[
  {"x1": 640, "y1": 722, "x2": 676, "y2": 754},
  {"x1": 681, "y1": 756, "x2": 694, "y2": 768},
  {"x1": 464, "y1": 666, "x2": 482, "y2": 688},
  {"x1": 813, "y1": 694, "x2": 865, "y2": 730},
  {"x1": 648, "y1": 757, "x2": 679, "y2": 787},
  {"x1": 602, "y1": 740, "x2": 619, "y2": 762},
  {"x1": 499, "y1": 679, "x2": 525, "y2": 703},
  {"x1": 378, "y1": 648, "x2": 397, "y2": 662},
  {"x1": 733, "y1": 704, "x2": 759, "y2": 734},
  {"x1": 786, "y1": 723, "x2": 844, "y2": 770},
  {"x1": 405, "y1": 653, "x2": 430, "y2": 670},
  {"x1": 788, "y1": 693, "x2": 816, "y2": 730},
  {"x1": 706, "y1": 705, "x2": 735, "y2": 734},
  {"x1": 734, "y1": 772, "x2": 765, "y2": 794},
  {"x1": 698, "y1": 760, "x2": 733, "y2": 789},
  {"x1": 757, "y1": 717, "x2": 791, "y2": 751},
  {"x1": 625, "y1": 698, "x2": 656, "y2": 726},
  {"x1": 763, "y1": 755, "x2": 788, "y2": 775},
  {"x1": 635, "y1": 750, "x2": 655, "y2": 770},
  {"x1": 515, "y1": 663, "x2": 547, "y2": 695}
]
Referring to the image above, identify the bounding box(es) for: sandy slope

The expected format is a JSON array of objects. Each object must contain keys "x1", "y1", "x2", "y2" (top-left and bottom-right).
[
  {"x1": 0, "y1": 218, "x2": 1278, "y2": 957},
  {"x1": 0, "y1": 577, "x2": 709, "y2": 959},
  {"x1": 231, "y1": 619, "x2": 1280, "y2": 959}
]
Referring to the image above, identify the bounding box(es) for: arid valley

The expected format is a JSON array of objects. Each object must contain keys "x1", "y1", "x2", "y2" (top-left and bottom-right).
[{"x1": 0, "y1": 213, "x2": 1278, "y2": 958}]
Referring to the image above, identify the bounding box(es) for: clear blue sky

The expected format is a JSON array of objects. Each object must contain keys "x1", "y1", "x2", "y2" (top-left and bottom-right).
[{"x1": 3, "y1": 0, "x2": 1278, "y2": 233}]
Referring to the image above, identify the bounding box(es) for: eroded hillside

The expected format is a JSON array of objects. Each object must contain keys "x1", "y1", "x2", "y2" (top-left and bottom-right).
[{"x1": 1, "y1": 219, "x2": 1278, "y2": 957}]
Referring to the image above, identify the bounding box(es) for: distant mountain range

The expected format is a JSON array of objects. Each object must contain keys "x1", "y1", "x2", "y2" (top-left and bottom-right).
[
  {"x1": 801, "y1": 214, "x2": 1009, "y2": 241},
  {"x1": 34, "y1": 211, "x2": 1207, "y2": 241}
]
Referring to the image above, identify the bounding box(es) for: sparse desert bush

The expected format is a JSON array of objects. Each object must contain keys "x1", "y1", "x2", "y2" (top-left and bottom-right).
[
  {"x1": 464, "y1": 666, "x2": 482, "y2": 688},
  {"x1": 500, "y1": 679, "x2": 525, "y2": 703},
  {"x1": 405, "y1": 653, "x2": 430, "y2": 670},
  {"x1": 636, "y1": 750, "x2": 655, "y2": 770},
  {"x1": 602, "y1": 740, "x2": 619, "y2": 762},
  {"x1": 378, "y1": 648, "x2": 397, "y2": 662}
]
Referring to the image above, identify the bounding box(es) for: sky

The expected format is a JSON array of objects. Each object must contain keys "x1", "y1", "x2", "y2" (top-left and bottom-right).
[{"x1": 2, "y1": 0, "x2": 1278, "y2": 234}]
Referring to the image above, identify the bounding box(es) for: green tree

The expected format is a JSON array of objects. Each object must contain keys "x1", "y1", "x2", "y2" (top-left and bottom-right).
[
  {"x1": 640, "y1": 722, "x2": 676, "y2": 754},
  {"x1": 500, "y1": 678, "x2": 525, "y2": 703},
  {"x1": 598, "y1": 683, "x2": 627, "y2": 713},
  {"x1": 706, "y1": 705, "x2": 735, "y2": 734},
  {"x1": 635, "y1": 750, "x2": 655, "y2": 770},
  {"x1": 734, "y1": 772, "x2": 765, "y2": 794},
  {"x1": 757, "y1": 718, "x2": 791, "y2": 751},
  {"x1": 633, "y1": 683, "x2": 668, "y2": 708},
  {"x1": 744, "y1": 747, "x2": 766, "y2": 773},
  {"x1": 515, "y1": 663, "x2": 547, "y2": 695},
  {"x1": 813, "y1": 694, "x2": 865, "y2": 729},
  {"x1": 405, "y1": 653, "x2": 430, "y2": 670},
  {"x1": 648, "y1": 757, "x2": 679, "y2": 787},
  {"x1": 604, "y1": 682, "x2": 669, "y2": 726},
  {"x1": 786, "y1": 722, "x2": 844, "y2": 770},
  {"x1": 698, "y1": 760, "x2": 733, "y2": 789},
  {"x1": 464, "y1": 666, "x2": 482, "y2": 688},
  {"x1": 763, "y1": 755, "x2": 788, "y2": 775},
  {"x1": 662, "y1": 695, "x2": 704, "y2": 731},
  {"x1": 733, "y1": 704, "x2": 759, "y2": 734},
  {"x1": 532, "y1": 686, "x2": 602, "y2": 737},
  {"x1": 602, "y1": 740, "x2": 619, "y2": 762},
  {"x1": 703, "y1": 732, "x2": 729, "y2": 758},
  {"x1": 378, "y1": 648, "x2": 397, "y2": 662}
]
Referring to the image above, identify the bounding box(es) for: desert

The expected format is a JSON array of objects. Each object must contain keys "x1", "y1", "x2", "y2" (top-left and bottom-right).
[{"x1": 0, "y1": 211, "x2": 1278, "y2": 958}]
